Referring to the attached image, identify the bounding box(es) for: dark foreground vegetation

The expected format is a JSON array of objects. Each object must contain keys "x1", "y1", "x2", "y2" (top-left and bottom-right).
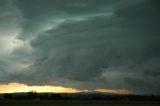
[
  {"x1": 0, "y1": 92, "x2": 160, "y2": 101},
  {"x1": 0, "y1": 92, "x2": 160, "y2": 106}
]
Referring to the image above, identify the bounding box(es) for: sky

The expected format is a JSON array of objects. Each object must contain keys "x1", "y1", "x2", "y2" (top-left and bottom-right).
[{"x1": 0, "y1": 0, "x2": 160, "y2": 94}]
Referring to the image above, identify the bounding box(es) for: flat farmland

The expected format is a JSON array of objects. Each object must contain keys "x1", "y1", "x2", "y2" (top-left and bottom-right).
[{"x1": 0, "y1": 100, "x2": 160, "y2": 106}]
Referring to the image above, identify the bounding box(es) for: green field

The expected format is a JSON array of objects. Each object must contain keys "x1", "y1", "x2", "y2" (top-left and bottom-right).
[{"x1": 0, "y1": 100, "x2": 160, "y2": 106}]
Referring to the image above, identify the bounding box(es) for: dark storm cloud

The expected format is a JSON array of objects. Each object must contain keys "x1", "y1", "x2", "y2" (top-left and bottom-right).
[
  {"x1": 0, "y1": 0, "x2": 21, "y2": 35},
  {"x1": 16, "y1": 0, "x2": 116, "y2": 40},
  {"x1": 0, "y1": 0, "x2": 160, "y2": 94}
]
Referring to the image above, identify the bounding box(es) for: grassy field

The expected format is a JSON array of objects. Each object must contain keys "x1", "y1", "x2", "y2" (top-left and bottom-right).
[{"x1": 0, "y1": 100, "x2": 160, "y2": 106}]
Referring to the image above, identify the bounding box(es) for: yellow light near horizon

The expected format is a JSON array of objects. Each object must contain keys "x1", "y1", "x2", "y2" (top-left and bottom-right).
[
  {"x1": 0, "y1": 83, "x2": 129, "y2": 94},
  {"x1": 0, "y1": 83, "x2": 81, "y2": 93}
]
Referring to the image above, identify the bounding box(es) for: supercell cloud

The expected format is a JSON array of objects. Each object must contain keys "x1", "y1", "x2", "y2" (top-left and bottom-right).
[{"x1": 0, "y1": 0, "x2": 160, "y2": 94}]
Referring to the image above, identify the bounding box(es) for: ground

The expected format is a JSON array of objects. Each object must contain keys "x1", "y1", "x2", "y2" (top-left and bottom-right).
[{"x1": 0, "y1": 100, "x2": 160, "y2": 106}]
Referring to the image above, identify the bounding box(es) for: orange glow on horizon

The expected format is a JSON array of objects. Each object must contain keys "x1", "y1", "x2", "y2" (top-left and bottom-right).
[
  {"x1": 0, "y1": 83, "x2": 129, "y2": 94},
  {"x1": 94, "y1": 89, "x2": 129, "y2": 94}
]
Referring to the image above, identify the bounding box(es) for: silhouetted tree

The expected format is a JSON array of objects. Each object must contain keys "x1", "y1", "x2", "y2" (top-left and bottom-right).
[{"x1": 27, "y1": 90, "x2": 38, "y2": 99}]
